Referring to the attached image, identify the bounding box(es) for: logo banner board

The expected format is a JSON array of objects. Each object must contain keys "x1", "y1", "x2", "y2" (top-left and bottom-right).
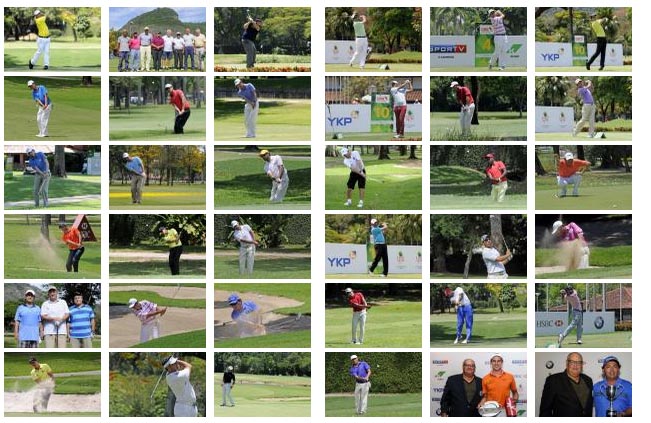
[
  {"x1": 535, "y1": 106, "x2": 575, "y2": 133},
  {"x1": 535, "y1": 312, "x2": 615, "y2": 335}
]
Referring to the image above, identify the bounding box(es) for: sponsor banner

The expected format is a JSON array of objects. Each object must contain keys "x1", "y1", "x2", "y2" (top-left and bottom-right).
[
  {"x1": 535, "y1": 42, "x2": 574, "y2": 67},
  {"x1": 431, "y1": 352, "x2": 528, "y2": 417},
  {"x1": 535, "y1": 312, "x2": 615, "y2": 336},
  {"x1": 387, "y1": 245, "x2": 422, "y2": 274},
  {"x1": 587, "y1": 43, "x2": 624, "y2": 66},
  {"x1": 325, "y1": 243, "x2": 368, "y2": 274},
  {"x1": 325, "y1": 104, "x2": 371, "y2": 133},
  {"x1": 535, "y1": 106, "x2": 574, "y2": 133},
  {"x1": 475, "y1": 35, "x2": 527, "y2": 67},
  {"x1": 430, "y1": 36, "x2": 475, "y2": 67},
  {"x1": 572, "y1": 34, "x2": 588, "y2": 66},
  {"x1": 371, "y1": 93, "x2": 393, "y2": 133},
  {"x1": 325, "y1": 40, "x2": 357, "y2": 64}
]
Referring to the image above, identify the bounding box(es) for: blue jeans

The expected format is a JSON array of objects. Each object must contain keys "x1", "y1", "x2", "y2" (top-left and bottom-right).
[
  {"x1": 456, "y1": 304, "x2": 473, "y2": 340},
  {"x1": 129, "y1": 49, "x2": 140, "y2": 71},
  {"x1": 118, "y1": 51, "x2": 129, "y2": 71}
]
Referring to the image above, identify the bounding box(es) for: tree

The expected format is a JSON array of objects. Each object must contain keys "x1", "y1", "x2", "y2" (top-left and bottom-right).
[
  {"x1": 408, "y1": 145, "x2": 418, "y2": 160},
  {"x1": 377, "y1": 145, "x2": 390, "y2": 160},
  {"x1": 40, "y1": 214, "x2": 51, "y2": 242},
  {"x1": 54, "y1": 146, "x2": 67, "y2": 178}
]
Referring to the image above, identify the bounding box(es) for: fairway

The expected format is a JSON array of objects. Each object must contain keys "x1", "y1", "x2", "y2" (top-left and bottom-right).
[
  {"x1": 5, "y1": 173, "x2": 101, "y2": 210},
  {"x1": 215, "y1": 248, "x2": 311, "y2": 279},
  {"x1": 4, "y1": 215, "x2": 101, "y2": 279},
  {"x1": 215, "y1": 149, "x2": 311, "y2": 208},
  {"x1": 110, "y1": 183, "x2": 206, "y2": 210},
  {"x1": 535, "y1": 172, "x2": 632, "y2": 210},
  {"x1": 326, "y1": 156, "x2": 421, "y2": 210},
  {"x1": 430, "y1": 311, "x2": 527, "y2": 347},
  {"x1": 110, "y1": 106, "x2": 206, "y2": 141},
  {"x1": 535, "y1": 331, "x2": 632, "y2": 348},
  {"x1": 215, "y1": 53, "x2": 311, "y2": 71},
  {"x1": 431, "y1": 112, "x2": 527, "y2": 141},
  {"x1": 5, "y1": 77, "x2": 101, "y2": 141},
  {"x1": 4, "y1": 40, "x2": 101, "y2": 72},
  {"x1": 325, "y1": 393, "x2": 421, "y2": 417},
  {"x1": 215, "y1": 99, "x2": 311, "y2": 141},
  {"x1": 325, "y1": 301, "x2": 421, "y2": 348},
  {"x1": 535, "y1": 131, "x2": 632, "y2": 141},
  {"x1": 214, "y1": 374, "x2": 311, "y2": 417}
]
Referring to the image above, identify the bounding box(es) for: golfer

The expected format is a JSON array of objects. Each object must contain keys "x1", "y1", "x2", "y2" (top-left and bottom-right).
[
  {"x1": 161, "y1": 226, "x2": 183, "y2": 275},
  {"x1": 162, "y1": 356, "x2": 198, "y2": 417},
  {"x1": 551, "y1": 220, "x2": 590, "y2": 269},
  {"x1": 586, "y1": 14, "x2": 608, "y2": 70},
  {"x1": 450, "y1": 81, "x2": 474, "y2": 137},
  {"x1": 117, "y1": 29, "x2": 131, "y2": 71},
  {"x1": 390, "y1": 79, "x2": 413, "y2": 138},
  {"x1": 26, "y1": 147, "x2": 50, "y2": 207},
  {"x1": 450, "y1": 286, "x2": 473, "y2": 344},
  {"x1": 128, "y1": 297, "x2": 167, "y2": 342},
  {"x1": 28, "y1": 80, "x2": 52, "y2": 138},
  {"x1": 241, "y1": 16, "x2": 263, "y2": 68},
  {"x1": 194, "y1": 28, "x2": 207, "y2": 71},
  {"x1": 40, "y1": 287, "x2": 69, "y2": 348},
  {"x1": 349, "y1": 354, "x2": 372, "y2": 415},
  {"x1": 340, "y1": 147, "x2": 366, "y2": 208},
  {"x1": 14, "y1": 289, "x2": 43, "y2": 348},
  {"x1": 60, "y1": 222, "x2": 85, "y2": 273},
  {"x1": 345, "y1": 287, "x2": 369, "y2": 344},
  {"x1": 572, "y1": 79, "x2": 596, "y2": 138},
  {"x1": 139, "y1": 26, "x2": 153, "y2": 71},
  {"x1": 29, "y1": 357, "x2": 55, "y2": 413},
  {"x1": 165, "y1": 83, "x2": 191, "y2": 134},
  {"x1": 480, "y1": 234, "x2": 512, "y2": 279},
  {"x1": 234, "y1": 79, "x2": 259, "y2": 138},
  {"x1": 220, "y1": 365, "x2": 236, "y2": 407},
  {"x1": 122, "y1": 152, "x2": 145, "y2": 204},
  {"x1": 29, "y1": 9, "x2": 50, "y2": 70},
  {"x1": 557, "y1": 286, "x2": 583, "y2": 347},
  {"x1": 231, "y1": 220, "x2": 258, "y2": 275},
  {"x1": 349, "y1": 14, "x2": 369, "y2": 69},
  {"x1": 259, "y1": 149, "x2": 289, "y2": 202},
  {"x1": 228, "y1": 294, "x2": 266, "y2": 337},
  {"x1": 368, "y1": 218, "x2": 388, "y2": 277},
  {"x1": 67, "y1": 292, "x2": 95, "y2": 348},
  {"x1": 488, "y1": 9, "x2": 508, "y2": 70},
  {"x1": 556, "y1": 152, "x2": 591, "y2": 197},
  {"x1": 484, "y1": 153, "x2": 508, "y2": 203}
]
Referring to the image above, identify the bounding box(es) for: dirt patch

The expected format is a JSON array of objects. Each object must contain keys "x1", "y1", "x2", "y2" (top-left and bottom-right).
[
  {"x1": 259, "y1": 397, "x2": 311, "y2": 402},
  {"x1": 4, "y1": 392, "x2": 100, "y2": 413},
  {"x1": 110, "y1": 285, "x2": 205, "y2": 299},
  {"x1": 109, "y1": 307, "x2": 205, "y2": 347},
  {"x1": 110, "y1": 251, "x2": 205, "y2": 260},
  {"x1": 394, "y1": 160, "x2": 422, "y2": 168}
]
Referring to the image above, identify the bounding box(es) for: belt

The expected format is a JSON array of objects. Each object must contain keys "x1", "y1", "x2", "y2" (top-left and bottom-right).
[
  {"x1": 357, "y1": 36, "x2": 366, "y2": 38},
  {"x1": 176, "y1": 401, "x2": 197, "y2": 406},
  {"x1": 489, "y1": 271, "x2": 506, "y2": 276},
  {"x1": 494, "y1": 33, "x2": 507, "y2": 36},
  {"x1": 38, "y1": 35, "x2": 50, "y2": 39},
  {"x1": 356, "y1": 381, "x2": 369, "y2": 384}
]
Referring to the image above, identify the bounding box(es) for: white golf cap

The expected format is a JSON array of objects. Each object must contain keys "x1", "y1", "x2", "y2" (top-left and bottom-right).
[
  {"x1": 127, "y1": 298, "x2": 138, "y2": 308},
  {"x1": 231, "y1": 220, "x2": 239, "y2": 228},
  {"x1": 350, "y1": 355, "x2": 358, "y2": 360},
  {"x1": 228, "y1": 365, "x2": 234, "y2": 371},
  {"x1": 144, "y1": 26, "x2": 149, "y2": 30},
  {"x1": 344, "y1": 287, "x2": 353, "y2": 294},
  {"x1": 26, "y1": 147, "x2": 35, "y2": 153},
  {"x1": 481, "y1": 234, "x2": 490, "y2": 242},
  {"x1": 370, "y1": 218, "x2": 378, "y2": 225},
  {"x1": 551, "y1": 220, "x2": 564, "y2": 235},
  {"x1": 27, "y1": 80, "x2": 35, "y2": 87},
  {"x1": 450, "y1": 81, "x2": 459, "y2": 88},
  {"x1": 34, "y1": 10, "x2": 41, "y2": 16},
  {"x1": 164, "y1": 83, "x2": 173, "y2": 89},
  {"x1": 163, "y1": 356, "x2": 178, "y2": 368},
  {"x1": 339, "y1": 147, "x2": 348, "y2": 155},
  {"x1": 25, "y1": 289, "x2": 36, "y2": 296},
  {"x1": 490, "y1": 352, "x2": 503, "y2": 360},
  {"x1": 234, "y1": 79, "x2": 242, "y2": 86},
  {"x1": 391, "y1": 80, "x2": 398, "y2": 85},
  {"x1": 575, "y1": 78, "x2": 583, "y2": 85},
  {"x1": 564, "y1": 152, "x2": 574, "y2": 160},
  {"x1": 488, "y1": 9, "x2": 495, "y2": 14},
  {"x1": 122, "y1": 152, "x2": 129, "y2": 159}
]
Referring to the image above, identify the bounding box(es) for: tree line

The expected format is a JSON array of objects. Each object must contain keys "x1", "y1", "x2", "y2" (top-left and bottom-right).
[
  {"x1": 430, "y1": 76, "x2": 527, "y2": 116},
  {"x1": 109, "y1": 214, "x2": 206, "y2": 246},
  {"x1": 214, "y1": 352, "x2": 311, "y2": 376},
  {"x1": 5, "y1": 7, "x2": 100, "y2": 41},
  {"x1": 431, "y1": 7, "x2": 527, "y2": 36},
  {"x1": 214, "y1": 215, "x2": 310, "y2": 249},
  {"x1": 110, "y1": 76, "x2": 205, "y2": 109},
  {"x1": 326, "y1": 214, "x2": 422, "y2": 245},
  {"x1": 535, "y1": 145, "x2": 631, "y2": 175}
]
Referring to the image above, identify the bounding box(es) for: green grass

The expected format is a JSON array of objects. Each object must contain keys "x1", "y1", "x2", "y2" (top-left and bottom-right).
[
  {"x1": 132, "y1": 329, "x2": 206, "y2": 348},
  {"x1": 536, "y1": 331, "x2": 632, "y2": 348},
  {"x1": 5, "y1": 375, "x2": 100, "y2": 394},
  {"x1": 325, "y1": 156, "x2": 422, "y2": 210},
  {"x1": 536, "y1": 245, "x2": 632, "y2": 279},
  {"x1": 4, "y1": 216, "x2": 101, "y2": 279},
  {"x1": 4, "y1": 335, "x2": 101, "y2": 349},
  {"x1": 215, "y1": 330, "x2": 311, "y2": 348},
  {"x1": 5, "y1": 173, "x2": 101, "y2": 210},
  {"x1": 215, "y1": 53, "x2": 311, "y2": 69},
  {"x1": 108, "y1": 58, "x2": 207, "y2": 72},
  {"x1": 109, "y1": 254, "x2": 206, "y2": 279},
  {"x1": 215, "y1": 99, "x2": 311, "y2": 141},
  {"x1": 535, "y1": 65, "x2": 632, "y2": 72},
  {"x1": 535, "y1": 171, "x2": 632, "y2": 210},
  {"x1": 431, "y1": 111, "x2": 527, "y2": 141},
  {"x1": 109, "y1": 106, "x2": 206, "y2": 141},
  {"x1": 5, "y1": 412, "x2": 101, "y2": 417},
  {"x1": 430, "y1": 273, "x2": 526, "y2": 279},
  {"x1": 326, "y1": 52, "x2": 422, "y2": 72},
  {"x1": 215, "y1": 248, "x2": 311, "y2": 279},
  {"x1": 109, "y1": 290, "x2": 205, "y2": 309},
  {"x1": 326, "y1": 132, "x2": 422, "y2": 141},
  {"x1": 430, "y1": 165, "x2": 526, "y2": 209},
  {"x1": 325, "y1": 393, "x2": 421, "y2": 417},
  {"x1": 5, "y1": 77, "x2": 101, "y2": 141},
  {"x1": 430, "y1": 66, "x2": 527, "y2": 72},
  {"x1": 214, "y1": 374, "x2": 311, "y2": 417},
  {"x1": 325, "y1": 301, "x2": 421, "y2": 348},
  {"x1": 430, "y1": 309, "x2": 527, "y2": 347},
  {"x1": 4, "y1": 352, "x2": 100, "y2": 376},
  {"x1": 217, "y1": 283, "x2": 310, "y2": 314},
  {"x1": 109, "y1": 183, "x2": 206, "y2": 210},
  {"x1": 327, "y1": 273, "x2": 422, "y2": 279},
  {"x1": 214, "y1": 149, "x2": 310, "y2": 208},
  {"x1": 535, "y1": 131, "x2": 632, "y2": 141},
  {"x1": 4, "y1": 39, "x2": 101, "y2": 72}
]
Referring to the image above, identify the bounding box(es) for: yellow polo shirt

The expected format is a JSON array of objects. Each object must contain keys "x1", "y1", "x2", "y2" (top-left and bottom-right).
[
  {"x1": 591, "y1": 19, "x2": 606, "y2": 38},
  {"x1": 35, "y1": 16, "x2": 50, "y2": 38},
  {"x1": 31, "y1": 363, "x2": 53, "y2": 383}
]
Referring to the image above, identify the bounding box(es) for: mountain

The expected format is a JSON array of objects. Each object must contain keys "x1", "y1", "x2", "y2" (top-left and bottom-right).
[{"x1": 118, "y1": 8, "x2": 206, "y2": 34}]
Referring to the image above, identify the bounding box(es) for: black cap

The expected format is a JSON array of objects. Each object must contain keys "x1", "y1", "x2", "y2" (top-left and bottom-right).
[{"x1": 29, "y1": 357, "x2": 38, "y2": 363}]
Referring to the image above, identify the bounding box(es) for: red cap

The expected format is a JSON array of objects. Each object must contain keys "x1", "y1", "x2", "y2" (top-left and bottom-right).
[{"x1": 484, "y1": 153, "x2": 495, "y2": 159}]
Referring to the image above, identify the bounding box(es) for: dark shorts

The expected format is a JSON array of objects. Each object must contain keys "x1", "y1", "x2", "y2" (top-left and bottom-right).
[{"x1": 347, "y1": 169, "x2": 366, "y2": 189}]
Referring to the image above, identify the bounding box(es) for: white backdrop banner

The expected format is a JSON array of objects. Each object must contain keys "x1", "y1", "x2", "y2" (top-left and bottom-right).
[
  {"x1": 325, "y1": 243, "x2": 368, "y2": 274},
  {"x1": 325, "y1": 104, "x2": 371, "y2": 133},
  {"x1": 535, "y1": 42, "x2": 574, "y2": 67},
  {"x1": 587, "y1": 43, "x2": 624, "y2": 66},
  {"x1": 535, "y1": 106, "x2": 575, "y2": 133},
  {"x1": 430, "y1": 36, "x2": 475, "y2": 67},
  {"x1": 535, "y1": 312, "x2": 615, "y2": 336},
  {"x1": 387, "y1": 245, "x2": 422, "y2": 274},
  {"x1": 325, "y1": 40, "x2": 358, "y2": 64}
]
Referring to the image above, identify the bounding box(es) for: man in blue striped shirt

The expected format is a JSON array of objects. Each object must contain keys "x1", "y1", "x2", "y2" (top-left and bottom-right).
[{"x1": 67, "y1": 292, "x2": 95, "y2": 348}]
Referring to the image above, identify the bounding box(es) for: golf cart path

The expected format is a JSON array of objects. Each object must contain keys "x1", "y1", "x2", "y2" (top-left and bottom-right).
[
  {"x1": 4, "y1": 392, "x2": 100, "y2": 413},
  {"x1": 5, "y1": 194, "x2": 101, "y2": 208},
  {"x1": 110, "y1": 285, "x2": 205, "y2": 299},
  {"x1": 6, "y1": 370, "x2": 101, "y2": 379},
  {"x1": 110, "y1": 251, "x2": 205, "y2": 260},
  {"x1": 215, "y1": 250, "x2": 311, "y2": 258},
  {"x1": 109, "y1": 307, "x2": 205, "y2": 347}
]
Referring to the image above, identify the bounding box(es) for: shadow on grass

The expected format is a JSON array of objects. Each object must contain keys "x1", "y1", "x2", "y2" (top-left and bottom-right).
[
  {"x1": 430, "y1": 323, "x2": 527, "y2": 343},
  {"x1": 215, "y1": 167, "x2": 311, "y2": 201}
]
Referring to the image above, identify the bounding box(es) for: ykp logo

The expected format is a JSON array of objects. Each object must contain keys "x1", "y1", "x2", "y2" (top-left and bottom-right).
[
  {"x1": 541, "y1": 53, "x2": 561, "y2": 61},
  {"x1": 328, "y1": 257, "x2": 351, "y2": 267},
  {"x1": 430, "y1": 44, "x2": 467, "y2": 53},
  {"x1": 327, "y1": 117, "x2": 353, "y2": 126}
]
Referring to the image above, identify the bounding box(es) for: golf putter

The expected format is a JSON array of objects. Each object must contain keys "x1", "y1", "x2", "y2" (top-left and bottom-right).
[{"x1": 54, "y1": 321, "x2": 60, "y2": 348}]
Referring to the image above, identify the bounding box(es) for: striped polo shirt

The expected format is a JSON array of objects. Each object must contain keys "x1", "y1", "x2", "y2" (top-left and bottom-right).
[{"x1": 68, "y1": 304, "x2": 95, "y2": 338}]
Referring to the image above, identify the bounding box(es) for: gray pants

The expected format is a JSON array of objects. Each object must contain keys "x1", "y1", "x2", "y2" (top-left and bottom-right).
[
  {"x1": 562, "y1": 309, "x2": 583, "y2": 341},
  {"x1": 131, "y1": 174, "x2": 145, "y2": 203},
  {"x1": 33, "y1": 381, "x2": 54, "y2": 412},
  {"x1": 354, "y1": 381, "x2": 370, "y2": 414},
  {"x1": 222, "y1": 382, "x2": 235, "y2": 405},
  {"x1": 242, "y1": 39, "x2": 257, "y2": 68},
  {"x1": 33, "y1": 171, "x2": 50, "y2": 207},
  {"x1": 239, "y1": 245, "x2": 255, "y2": 275},
  {"x1": 70, "y1": 337, "x2": 92, "y2": 348},
  {"x1": 44, "y1": 334, "x2": 66, "y2": 348}
]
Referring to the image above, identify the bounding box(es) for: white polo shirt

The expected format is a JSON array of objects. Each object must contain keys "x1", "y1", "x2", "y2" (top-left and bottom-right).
[
  {"x1": 166, "y1": 368, "x2": 196, "y2": 404},
  {"x1": 451, "y1": 287, "x2": 471, "y2": 306},
  {"x1": 233, "y1": 224, "x2": 254, "y2": 247},
  {"x1": 264, "y1": 155, "x2": 286, "y2": 179},
  {"x1": 344, "y1": 151, "x2": 364, "y2": 173},
  {"x1": 482, "y1": 247, "x2": 507, "y2": 274},
  {"x1": 41, "y1": 299, "x2": 70, "y2": 335}
]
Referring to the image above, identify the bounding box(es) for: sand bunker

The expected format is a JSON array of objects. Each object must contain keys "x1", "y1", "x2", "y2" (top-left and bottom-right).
[
  {"x1": 109, "y1": 307, "x2": 205, "y2": 347},
  {"x1": 110, "y1": 285, "x2": 205, "y2": 299},
  {"x1": 4, "y1": 392, "x2": 100, "y2": 413}
]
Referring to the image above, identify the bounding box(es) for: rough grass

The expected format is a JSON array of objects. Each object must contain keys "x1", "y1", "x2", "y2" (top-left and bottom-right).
[
  {"x1": 431, "y1": 111, "x2": 527, "y2": 141},
  {"x1": 325, "y1": 393, "x2": 421, "y2": 417},
  {"x1": 5, "y1": 173, "x2": 101, "y2": 210},
  {"x1": 214, "y1": 248, "x2": 311, "y2": 279},
  {"x1": 133, "y1": 329, "x2": 206, "y2": 348}
]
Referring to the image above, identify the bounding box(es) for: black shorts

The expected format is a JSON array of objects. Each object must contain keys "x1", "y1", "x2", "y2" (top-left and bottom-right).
[{"x1": 347, "y1": 169, "x2": 366, "y2": 189}]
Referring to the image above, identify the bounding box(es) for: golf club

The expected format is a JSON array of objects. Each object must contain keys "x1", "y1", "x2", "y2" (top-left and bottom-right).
[
  {"x1": 150, "y1": 353, "x2": 178, "y2": 400},
  {"x1": 326, "y1": 102, "x2": 339, "y2": 139},
  {"x1": 246, "y1": 9, "x2": 252, "y2": 21},
  {"x1": 54, "y1": 321, "x2": 60, "y2": 348}
]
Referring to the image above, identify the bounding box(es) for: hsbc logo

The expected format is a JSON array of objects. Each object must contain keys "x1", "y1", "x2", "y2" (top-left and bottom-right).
[{"x1": 430, "y1": 45, "x2": 467, "y2": 54}]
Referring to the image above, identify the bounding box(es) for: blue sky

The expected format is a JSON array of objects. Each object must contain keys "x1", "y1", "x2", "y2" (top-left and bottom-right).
[{"x1": 109, "y1": 7, "x2": 206, "y2": 29}]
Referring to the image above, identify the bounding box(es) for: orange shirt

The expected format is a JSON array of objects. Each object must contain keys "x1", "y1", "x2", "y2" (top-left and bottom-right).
[
  {"x1": 62, "y1": 228, "x2": 82, "y2": 250},
  {"x1": 558, "y1": 159, "x2": 589, "y2": 178},
  {"x1": 482, "y1": 371, "x2": 517, "y2": 407}
]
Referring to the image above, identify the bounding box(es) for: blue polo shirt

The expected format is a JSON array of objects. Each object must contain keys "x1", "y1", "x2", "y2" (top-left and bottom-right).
[
  {"x1": 231, "y1": 301, "x2": 258, "y2": 320},
  {"x1": 237, "y1": 83, "x2": 257, "y2": 102},
  {"x1": 68, "y1": 304, "x2": 95, "y2": 339},
  {"x1": 15, "y1": 304, "x2": 42, "y2": 341},
  {"x1": 30, "y1": 151, "x2": 49, "y2": 172},
  {"x1": 125, "y1": 157, "x2": 144, "y2": 174},
  {"x1": 370, "y1": 227, "x2": 386, "y2": 244},
  {"x1": 350, "y1": 361, "x2": 371, "y2": 380},
  {"x1": 593, "y1": 378, "x2": 632, "y2": 416},
  {"x1": 32, "y1": 85, "x2": 52, "y2": 106}
]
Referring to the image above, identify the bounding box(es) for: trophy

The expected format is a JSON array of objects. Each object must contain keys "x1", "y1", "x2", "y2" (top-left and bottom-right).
[{"x1": 605, "y1": 385, "x2": 618, "y2": 417}]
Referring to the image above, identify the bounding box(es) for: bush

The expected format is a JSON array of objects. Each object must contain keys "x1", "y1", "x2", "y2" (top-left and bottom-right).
[
  {"x1": 285, "y1": 215, "x2": 311, "y2": 245},
  {"x1": 615, "y1": 321, "x2": 632, "y2": 331}
]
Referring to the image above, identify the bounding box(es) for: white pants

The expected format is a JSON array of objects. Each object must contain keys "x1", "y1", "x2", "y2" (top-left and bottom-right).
[
  {"x1": 459, "y1": 103, "x2": 475, "y2": 135},
  {"x1": 557, "y1": 174, "x2": 582, "y2": 196},
  {"x1": 487, "y1": 271, "x2": 509, "y2": 279},
  {"x1": 354, "y1": 381, "x2": 370, "y2": 414},
  {"x1": 490, "y1": 34, "x2": 508, "y2": 68},
  {"x1": 574, "y1": 103, "x2": 596, "y2": 136},
  {"x1": 579, "y1": 246, "x2": 590, "y2": 268},
  {"x1": 491, "y1": 181, "x2": 508, "y2": 202},
  {"x1": 174, "y1": 402, "x2": 198, "y2": 417},
  {"x1": 222, "y1": 383, "x2": 235, "y2": 405},
  {"x1": 32, "y1": 36, "x2": 50, "y2": 66},
  {"x1": 37, "y1": 105, "x2": 52, "y2": 136},
  {"x1": 239, "y1": 245, "x2": 255, "y2": 275},
  {"x1": 140, "y1": 45, "x2": 152, "y2": 71},
  {"x1": 352, "y1": 310, "x2": 367, "y2": 343},
  {"x1": 270, "y1": 171, "x2": 289, "y2": 202},
  {"x1": 140, "y1": 320, "x2": 160, "y2": 342},
  {"x1": 244, "y1": 101, "x2": 259, "y2": 137},
  {"x1": 350, "y1": 37, "x2": 369, "y2": 67}
]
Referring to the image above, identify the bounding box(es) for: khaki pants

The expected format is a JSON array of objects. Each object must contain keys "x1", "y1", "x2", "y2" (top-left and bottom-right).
[
  {"x1": 44, "y1": 334, "x2": 67, "y2": 348},
  {"x1": 69, "y1": 337, "x2": 92, "y2": 348},
  {"x1": 354, "y1": 381, "x2": 370, "y2": 414},
  {"x1": 33, "y1": 380, "x2": 54, "y2": 412},
  {"x1": 491, "y1": 181, "x2": 508, "y2": 202},
  {"x1": 131, "y1": 174, "x2": 145, "y2": 203}
]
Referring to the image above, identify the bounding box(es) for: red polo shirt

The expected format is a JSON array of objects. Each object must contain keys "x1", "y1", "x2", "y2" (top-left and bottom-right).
[
  {"x1": 169, "y1": 89, "x2": 190, "y2": 111},
  {"x1": 348, "y1": 292, "x2": 367, "y2": 312},
  {"x1": 485, "y1": 160, "x2": 507, "y2": 184}
]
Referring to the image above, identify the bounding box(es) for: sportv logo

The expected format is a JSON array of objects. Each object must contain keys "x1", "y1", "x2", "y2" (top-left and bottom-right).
[
  {"x1": 430, "y1": 44, "x2": 467, "y2": 53},
  {"x1": 327, "y1": 117, "x2": 353, "y2": 126},
  {"x1": 507, "y1": 44, "x2": 523, "y2": 54},
  {"x1": 327, "y1": 257, "x2": 351, "y2": 267}
]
